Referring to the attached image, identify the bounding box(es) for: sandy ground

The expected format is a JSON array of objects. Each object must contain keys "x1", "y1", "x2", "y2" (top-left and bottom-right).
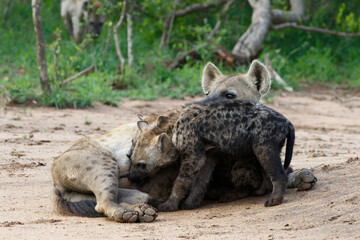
[{"x1": 1, "y1": 87, "x2": 360, "y2": 240}]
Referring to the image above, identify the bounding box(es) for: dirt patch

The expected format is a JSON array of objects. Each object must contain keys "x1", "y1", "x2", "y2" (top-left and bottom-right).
[{"x1": 0, "y1": 88, "x2": 359, "y2": 239}]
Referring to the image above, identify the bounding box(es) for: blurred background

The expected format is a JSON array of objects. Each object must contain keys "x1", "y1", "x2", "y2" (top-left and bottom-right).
[{"x1": 1, "y1": 0, "x2": 359, "y2": 108}]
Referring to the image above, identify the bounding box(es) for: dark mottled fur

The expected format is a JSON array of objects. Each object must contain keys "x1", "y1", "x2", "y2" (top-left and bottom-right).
[{"x1": 158, "y1": 98, "x2": 295, "y2": 211}]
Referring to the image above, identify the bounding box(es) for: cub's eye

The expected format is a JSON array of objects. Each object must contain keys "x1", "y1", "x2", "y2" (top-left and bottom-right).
[
  {"x1": 136, "y1": 162, "x2": 147, "y2": 170},
  {"x1": 225, "y1": 93, "x2": 236, "y2": 99}
]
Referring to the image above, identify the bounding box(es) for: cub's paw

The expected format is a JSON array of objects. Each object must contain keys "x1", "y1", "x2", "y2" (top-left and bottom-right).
[
  {"x1": 158, "y1": 197, "x2": 179, "y2": 212},
  {"x1": 113, "y1": 208, "x2": 139, "y2": 223},
  {"x1": 135, "y1": 204, "x2": 158, "y2": 223},
  {"x1": 288, "y1": 169, "x2": 317, "y2": 191}
]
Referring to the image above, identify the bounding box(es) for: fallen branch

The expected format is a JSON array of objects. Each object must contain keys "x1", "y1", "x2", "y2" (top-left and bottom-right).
[
  {"x1": 264, "y1": 54, "x2": 293, "y2": 92},
  {"x1": 113, "y1": 0, "x2": 128, "y2": 73},
  {"x1": 61, "y1": 64, "x2": 94, "y2": 85},
  {"x1": 271, "y1": 22, "x2": 360, "y2": 37},
  {"x1": 167, "y1": 43, "x2": 207, "y2": 70}
]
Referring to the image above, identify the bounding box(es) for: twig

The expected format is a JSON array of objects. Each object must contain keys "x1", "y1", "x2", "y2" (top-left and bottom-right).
[
  {"x1": 114, "y1": 0, "x2": 128, "y2": 73},
  {"x1": 133, "y1": 3, "x2": 159, "y2": 19},
  {"x1": 264, "y1": 54, "x2": 293, "y2": 92},
  {"x1": 271, "y1": 23, "x2": 360, "y2": 37},
  {"x1": 53, "y1": 38, "x2": 60, "y2": 82},
  {"x1": 167, "y1": 0, "x2": 233, "y2": 70},
  {"x1": 61, "y1": 64, "x2": 94, "y2": 85},
  {"x1": 103, "y1": 25, "x2": 112, "y2": 56},
  {"x1": 159, "y1": 0, "x2": 179, "y2": 50},
  {"x1": 3, "y1": 0, "x2": 11, "y2": 21},
  {"x1": 127, "y1": 9, "x2": 134, "y2": 69}
]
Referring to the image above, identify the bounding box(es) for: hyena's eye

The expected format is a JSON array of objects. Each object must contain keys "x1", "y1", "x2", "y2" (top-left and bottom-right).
[
  {"x1": 225, "y1": 93, "x2": 236, "y2": 99},
  {"x1": 89, "y1": 21, "x2": 94, "y2": 25}
]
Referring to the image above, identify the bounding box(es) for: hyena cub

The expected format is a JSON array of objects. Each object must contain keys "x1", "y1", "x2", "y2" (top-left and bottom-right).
[{"x1": 153, "y1": 98, "x2": 295, "y2": 211}]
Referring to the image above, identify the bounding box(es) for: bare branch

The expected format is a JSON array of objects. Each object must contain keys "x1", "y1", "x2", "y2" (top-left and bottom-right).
[
  {"x1": 264, "y1": 54, "x2": 293, "y2": 92},
  {"x1": 174, "y1": 0, "x2": 227, "y2": 18},
  {"x1": 32, "y1": 0, "x2": 52, "y2": 93},
  {"x1": 3, "y1": 0, "x2": 11, "y2": 21},
  {"x1": 271, "y1": 23, "x2": 360, "y2": 37},
  {"x1": 114, "y1": 0, "x2": 128, "y2": 73},
  {"x1": 61, "y1": 64, "x2": 94, "y2": 85},
  {"x1": 271, "y1": 0, "x2": 304, "y2": 24},
  {"x1": 167, "y1": 43, "x2": 207, "y2": 71},
  {"x1": 127, "y1": 9, "x2": 134, "y2": 68}
]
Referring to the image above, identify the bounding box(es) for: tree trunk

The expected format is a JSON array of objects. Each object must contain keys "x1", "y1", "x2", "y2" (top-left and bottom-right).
[
  {"x1": 31, "y1": 0, "x2": 52, "y2": 93},
  {"x1": 231, "y1": 0, "x2": 271, "y2": 64}
]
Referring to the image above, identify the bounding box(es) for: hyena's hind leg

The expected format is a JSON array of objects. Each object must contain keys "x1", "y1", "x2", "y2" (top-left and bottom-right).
[
  {"x1": 252, "y1": 143, "x2": 287, "y2": 207},
  {"x1": 180, "y1": 154, "x2": 217, "y2": 210},
  {"x1": 287, "y1": 169, "x2": 317, "y2": 190}
]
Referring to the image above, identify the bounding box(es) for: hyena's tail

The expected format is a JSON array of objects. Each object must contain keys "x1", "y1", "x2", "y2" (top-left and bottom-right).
[
  {"x1": 53, "y1": 188, "x2": 105, "y2": 218},
  {"x1": 284, "y1": 123, "x2": 295, "y2": 170}
]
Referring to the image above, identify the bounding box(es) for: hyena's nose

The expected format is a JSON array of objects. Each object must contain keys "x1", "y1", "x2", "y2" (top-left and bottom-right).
[{"x1": 135, "y1": 162, "x2": 147, "y2": 170}]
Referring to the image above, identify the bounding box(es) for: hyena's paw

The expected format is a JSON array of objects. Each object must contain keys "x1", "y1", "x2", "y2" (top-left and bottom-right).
[
  {"x1": 180, "y1": 198, "x2": 201, "y2": 210},
  {"x1": 113, "y1": 208, "x2": 139, "y2": 223},
  {"x1": 134, "y1": 204, "x2": 158, "y2": 223},
  {"x1": 264, "y1": 195, "x2": 283, "y2": 207},
  {"x1": 288, "y1": 169, "x2": 317, "y2": 191},
  {"x1": 158, "y1": 197, "x2": 179, "y2": 212}
]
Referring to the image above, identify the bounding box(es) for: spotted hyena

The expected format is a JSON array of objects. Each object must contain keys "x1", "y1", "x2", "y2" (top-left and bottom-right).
[
  {"x1": 130, "y1": 98, "x2": 295, "y2": 212},
  {"x1": 61, "y1": 0, "x2": 106, "y2": 43}
]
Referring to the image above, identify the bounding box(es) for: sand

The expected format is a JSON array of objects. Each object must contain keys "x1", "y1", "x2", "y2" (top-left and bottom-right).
[{"x1": 1, "y1": 87, "x2": 360, "y2": 240}]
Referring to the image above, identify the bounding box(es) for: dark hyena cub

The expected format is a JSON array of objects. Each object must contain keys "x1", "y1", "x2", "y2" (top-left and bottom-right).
[{"x1": 157, "y1": 98, "x2": 295, "y2": 211}]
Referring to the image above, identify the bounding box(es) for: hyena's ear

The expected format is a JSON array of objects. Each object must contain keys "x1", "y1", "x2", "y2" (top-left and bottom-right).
[
  {"x1": 202, "y1": 62, "x2": 223, "y2": 95},
  {"x1": 157, "y1": 133, "x2": 172, "y2": 153},
  {"x1": 247, "y1": 60, "x2": 271, "y2": 97},
  {"x1": 137, "y1": 120, "x2": 149, "y2": 132}
]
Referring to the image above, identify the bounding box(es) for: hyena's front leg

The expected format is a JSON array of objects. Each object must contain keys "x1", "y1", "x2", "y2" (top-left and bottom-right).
[
  {"x1": 87, "y1": 160, "x2": 157, "y2": 223},
  {"x1": 158, "y1": 151, "x2": 207, "y2": 212}
]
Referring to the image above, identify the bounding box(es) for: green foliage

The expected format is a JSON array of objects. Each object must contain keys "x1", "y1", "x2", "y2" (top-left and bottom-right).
[{"x1": 0, "y1": 0, "x2": 359, "y2": 108}]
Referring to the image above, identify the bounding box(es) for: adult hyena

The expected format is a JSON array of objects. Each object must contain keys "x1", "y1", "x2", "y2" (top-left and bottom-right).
[
  {"x1": 61, "y1": 0, "x2": 105, "y2": 43},
  {"x1": 132, "y1": 98, "x2": 295, "y2": 212}
]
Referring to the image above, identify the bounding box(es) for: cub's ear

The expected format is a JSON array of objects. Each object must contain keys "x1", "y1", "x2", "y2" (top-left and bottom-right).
[
  {"x1": 247, "y1": 60, "x2": 271, "y2": 97},
  {"x1": 137, "y1": 120, "x2": 149, "y2": 132},
  {"x1": 156, "y1": 116, "x2": 169, "y2": 128},
  {"x1": 157, "y1": 133, "x2": 172, "y2": 153},
  {"x1": 202, "y1": 62, "x2": 223, "y2": 95}
]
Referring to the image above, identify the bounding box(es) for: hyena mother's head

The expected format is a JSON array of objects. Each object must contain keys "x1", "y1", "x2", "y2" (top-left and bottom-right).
[{"x1": 201, "y1": 60, "x2": 271, "y2": 103}]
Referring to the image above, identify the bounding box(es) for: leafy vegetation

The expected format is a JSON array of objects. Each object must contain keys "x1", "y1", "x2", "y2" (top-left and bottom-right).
[{"x1": 1, "y1": 0, "x2": 360, "y2": 108}]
